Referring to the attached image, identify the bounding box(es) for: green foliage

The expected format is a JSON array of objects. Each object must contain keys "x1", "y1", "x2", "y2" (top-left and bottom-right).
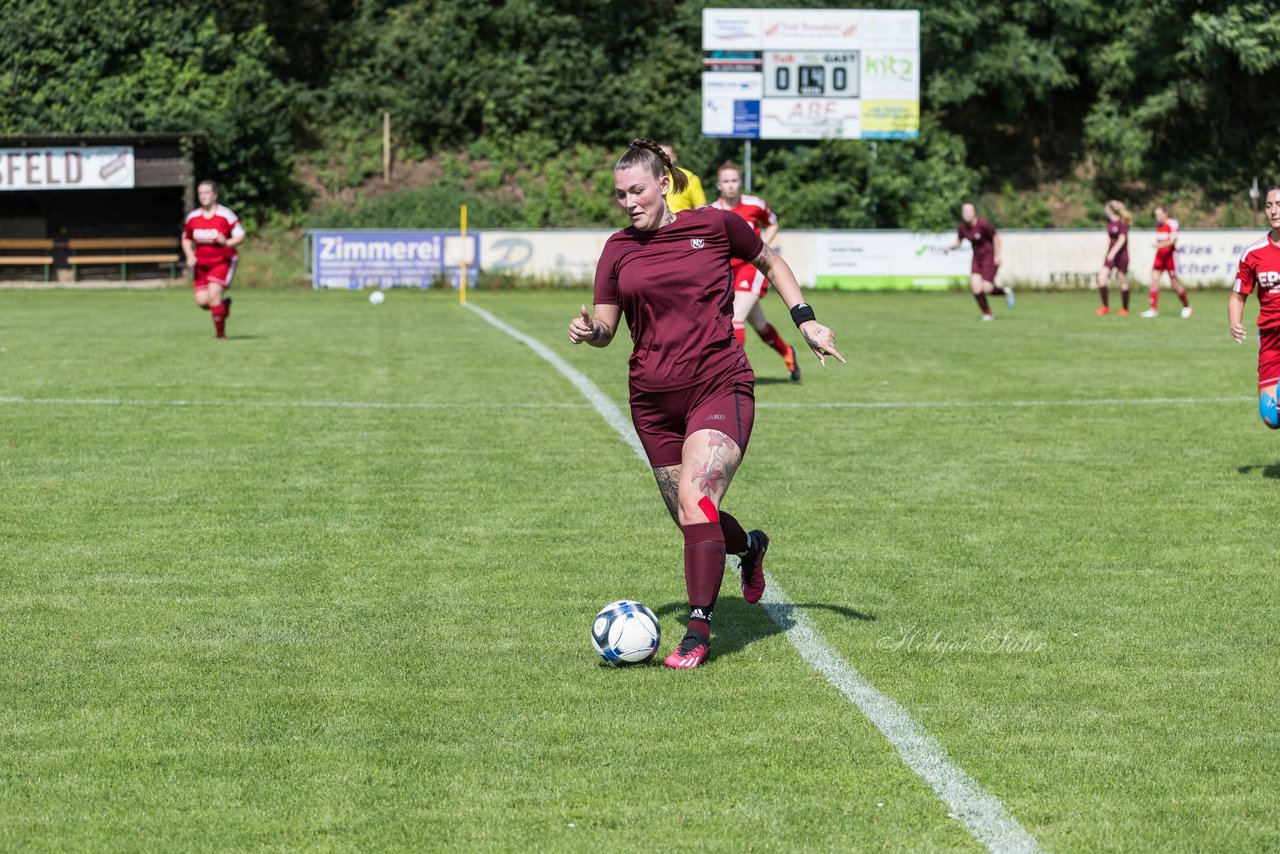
[
  {"x1": 4, "y1": 0, "x2": 1279, "y2": 226},
  {"x1": 0, "y1": 0, "x2": 298, "y2": 216},
  {"x1": 756, "y1": 121, "x2": 979, "y2": 230}
]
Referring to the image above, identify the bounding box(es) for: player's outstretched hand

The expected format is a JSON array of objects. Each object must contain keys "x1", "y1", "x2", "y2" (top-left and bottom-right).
[
  {"x1": 569, "y1": 304, "x2": 595, "y2": 345},
  {"x1": 799, "y1": 321, "x2": 845, "y2": 366},
  {"x1": 1231, "y1": 322, "x2": 1247, "y2": 343}
]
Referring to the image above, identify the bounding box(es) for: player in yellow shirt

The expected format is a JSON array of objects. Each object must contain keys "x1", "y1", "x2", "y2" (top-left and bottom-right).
[{"x1": 659, "y1": 142, "x2": 706, "y2": 213}]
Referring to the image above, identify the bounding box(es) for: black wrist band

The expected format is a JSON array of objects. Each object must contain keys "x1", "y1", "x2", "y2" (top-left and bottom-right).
[{"x1": 790, "y1": 303, "x2": 816, "y2": 328}]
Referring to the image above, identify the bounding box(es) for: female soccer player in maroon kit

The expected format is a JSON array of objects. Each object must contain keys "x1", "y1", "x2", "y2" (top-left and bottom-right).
[
  {"x1": 944, "y1": 203, "x2": 1012, "y2": 321},
  {"x1": 1096, "y1": 200, "x2": 1133, "y2": 315},
  {"x1": 1228, "y1": 185, "x2": 1280, "y2": 427},
  {"x1": 569, "y1": 139, "x2": 843, "y2": 669},
  {"x1": 181, "y1": 180, "x2": 245, "y2": 338}
]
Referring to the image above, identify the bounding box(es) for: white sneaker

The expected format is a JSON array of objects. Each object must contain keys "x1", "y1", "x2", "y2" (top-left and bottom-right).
[
  {"x1": 981, "y1": 313, "x2": 994, "y2": 322},
  {"x1": 1181, "y1": 306, "x2": 1193, "y2": 318},
  {"x1": 1140, "y1": 309, "x2": 1159, "y2": 318}
]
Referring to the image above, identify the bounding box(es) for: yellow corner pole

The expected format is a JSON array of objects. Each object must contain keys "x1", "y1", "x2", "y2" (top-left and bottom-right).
[{"x1": 459, "y1": 204, "x2": 468, "y2": 304}]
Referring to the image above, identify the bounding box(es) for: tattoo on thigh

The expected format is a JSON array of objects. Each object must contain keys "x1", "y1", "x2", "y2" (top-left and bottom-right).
[
  {"x1": 653, "y1": 466, "x2": 680, "y2": 524},
  {"x1": 692, "y1": 431, "x2": 738, "y2": 498}
]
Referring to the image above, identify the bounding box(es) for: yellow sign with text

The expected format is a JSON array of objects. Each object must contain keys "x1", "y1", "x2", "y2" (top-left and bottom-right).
[{"x1": 860, "y1": 100, "x2": 920, "y2": 138}]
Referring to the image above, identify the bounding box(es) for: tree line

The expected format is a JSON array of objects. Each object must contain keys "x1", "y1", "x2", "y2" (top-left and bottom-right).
[{"x1": 2, "y1": 0, "x2": 1277, "y2": 228}]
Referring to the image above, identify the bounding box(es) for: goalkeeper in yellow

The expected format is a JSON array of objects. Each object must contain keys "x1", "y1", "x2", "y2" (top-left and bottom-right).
[{"x1": 659, "y1": 142, "x2": 706, "y2": 212}]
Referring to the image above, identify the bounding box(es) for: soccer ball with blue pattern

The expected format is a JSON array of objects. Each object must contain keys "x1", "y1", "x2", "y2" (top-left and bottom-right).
[{"x1": 591, "y1": 600, "x2": 660, "y2": 665}]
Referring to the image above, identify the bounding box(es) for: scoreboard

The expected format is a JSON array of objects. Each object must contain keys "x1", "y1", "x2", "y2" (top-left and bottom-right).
[
  {"x1": 764, "y1": 52, "x2": 859, "y2": 99},
  {"x1": 702, "y1": 8, "x2": 919, "y2": 140}
]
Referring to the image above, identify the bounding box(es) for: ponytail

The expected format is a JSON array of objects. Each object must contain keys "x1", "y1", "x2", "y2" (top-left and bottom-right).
[{"x1": 615, "y1": 138, "x2": 688, "y2": 195}]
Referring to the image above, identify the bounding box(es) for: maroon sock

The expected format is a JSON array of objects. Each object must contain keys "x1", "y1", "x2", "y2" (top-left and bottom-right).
[
  {"x1": 211, "y1": 302, "x2": 227, "y2": 336},
  {"x1": 756, "y1": 323, "x2": 790, "y2": 357},
  {"x1": 718, "y1": 510, "x2": 748, "y2": 556},
  {"x1": 1121, "y1": 288, "x2": 1130, "y2": 311},
  {"x1": 683, "y1": 522, "x2": 725, "y2": 641},
  {"x1": 1099, "y1": 286, "x2": 1109, "y2": 308},
  {"x1": 974, "y1": 292, "x2": 991, "y2": 314}
]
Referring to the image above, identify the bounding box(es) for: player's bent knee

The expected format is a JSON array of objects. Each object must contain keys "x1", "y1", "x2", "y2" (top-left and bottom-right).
[{"x1": 1260, "y1": 391, "x2": 1280, "y2": 429}]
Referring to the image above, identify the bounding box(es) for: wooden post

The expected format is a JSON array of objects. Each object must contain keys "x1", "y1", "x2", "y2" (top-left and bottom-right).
[
  {"x1": 383, "y1": 112, "x2": 391, "y2": 185},
  {"x1": 459, "y1": 204, "x2": 468, "y2": 304}
]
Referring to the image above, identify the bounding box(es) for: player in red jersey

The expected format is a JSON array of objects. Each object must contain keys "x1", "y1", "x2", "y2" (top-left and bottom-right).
[
  {"x1": 944, "y1": 203, "x2": 1012, "y2": 321},
  {"x1": 1096, "y1": 200, "x2": 1133, "y2": 315},
  {"x1": 181, "y1": 180, "x2": 245, "y2": 338},
  {"x1": 1142, "y1": 205, "x2": 1191, "y2": 318},
  {"x1": 710, "y1": 162, "x2": 802, "y2": 381},
  {"x1": 569, "y1": 139, "x2": 843, "y2": 669},
  {"x1": 1228, "y1": 186, "x2": 1280, "y2": 427}
]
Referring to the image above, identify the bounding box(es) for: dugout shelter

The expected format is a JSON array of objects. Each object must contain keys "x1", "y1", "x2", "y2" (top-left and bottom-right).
[{"x1": 0, "y1": 133, "x2": 199, "y2": 282}]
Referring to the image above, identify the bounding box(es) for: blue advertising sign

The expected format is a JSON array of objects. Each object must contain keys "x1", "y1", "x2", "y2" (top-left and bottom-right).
[{"x1": 308, "y1": 230, "x2": 479, "y2": 289}]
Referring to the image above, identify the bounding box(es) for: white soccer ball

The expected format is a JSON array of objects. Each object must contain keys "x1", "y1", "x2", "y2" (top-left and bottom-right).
[
  {"x1": 369, "y1": 290, "x2": 386, "y2": 305},
  {"x1": 591, "y1": 600, "x2": 660, "y2": 666}
]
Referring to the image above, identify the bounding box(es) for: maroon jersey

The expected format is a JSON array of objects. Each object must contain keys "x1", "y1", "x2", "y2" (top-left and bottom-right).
[
  {"x1": 957, "y1": 218, "x2": 997, "y2": 265},
  {"x1": 594, "y1": 207, "x2": 764, "y2": 391},
  {"x1": 1233, "y1": 233, "x2": 1280, "y2": 330},
  {"x1": 1107, "y1": 219, "x2": 1129, "y2": 250}
]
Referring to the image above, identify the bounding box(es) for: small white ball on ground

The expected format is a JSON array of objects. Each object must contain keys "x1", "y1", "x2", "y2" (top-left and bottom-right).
[
  {"x1": 369, "y1": 290, "x2": 386, "y2": 305},
  {"x1": 591, "y1": 600, "x2": 660, "y2": 666}
]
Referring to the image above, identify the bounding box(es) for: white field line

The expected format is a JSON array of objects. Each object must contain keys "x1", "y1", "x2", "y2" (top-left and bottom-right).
[
  {"x1": 463, "y1": 302, "x2": 1042, "y2": 854},
  {"x1": 0, "y1": 396, "x2": 587, "y2": 411},
  {"x1": 0, "y1": 394, "x2": 1250, "y2": 413}
]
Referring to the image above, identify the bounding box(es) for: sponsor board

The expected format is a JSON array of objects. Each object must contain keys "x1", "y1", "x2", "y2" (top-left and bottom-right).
[
  {"x1": 308, "y1": 230, "x2": 479, "y2": 289},
  {"x1": 0, "y1": 147, "x2": 135, "y2": 190}
]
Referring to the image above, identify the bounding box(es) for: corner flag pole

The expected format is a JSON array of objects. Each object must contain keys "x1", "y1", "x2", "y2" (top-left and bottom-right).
[{"x1": 459, "y1": 203, "x2": 468, "y2": 304}]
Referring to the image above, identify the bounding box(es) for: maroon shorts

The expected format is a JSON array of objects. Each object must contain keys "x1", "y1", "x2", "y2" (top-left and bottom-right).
[
  {"x1": 1259, "y1": 328, "x2": 1280, "y2": 388},
  {"x1": 1104, "y1": 251, "x2": 1129, "y2": 273},
  {"x1": 629, "y1": 367, "x2": 755, "y2": 467},
  {"x1": 972, "y1": 257, "x2": 998, "y2": 283}
]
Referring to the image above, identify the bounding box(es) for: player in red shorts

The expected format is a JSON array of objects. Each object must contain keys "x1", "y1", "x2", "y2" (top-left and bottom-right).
[
  {"x1": 1096, "y1": 200, "x2": 1133, "y2": 315},
  {"x1": 569, "y1": 139, "x2": 843, "y2": 668},
  {"x1": 181, "y1": 180, "x2": 245, "y2": 339},
  {"x1": 944, "y1": 203, "x2": 1012, "y2": 321},
  {"x1": 1228, "y1": 185, "x2": 1280, "y2": 427},
  {"x1": 1142, "y1": 205, "x2": 1191, "y2": 318},
  {"x1": 710, "y1": 162, "x2": 802, "y2": 381}
]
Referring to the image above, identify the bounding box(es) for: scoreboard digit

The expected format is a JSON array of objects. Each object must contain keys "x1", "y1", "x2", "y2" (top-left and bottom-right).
[{"x1": 764, "y1": 52, "x2": 859, "y2": 99}]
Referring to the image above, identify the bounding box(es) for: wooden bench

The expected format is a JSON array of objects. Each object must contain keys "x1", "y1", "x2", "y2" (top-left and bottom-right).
[
  {"x1": 68, "y1": 237, "x2": 181, "y2": 281},
  {"x1": 0, "y1": 239, "x2": 55, "y2": 281}
]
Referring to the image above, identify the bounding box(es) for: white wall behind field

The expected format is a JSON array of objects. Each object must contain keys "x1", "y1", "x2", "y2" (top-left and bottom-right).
[{"x1": 479, "y1": 228, "x2": 1265, "y2": 289}]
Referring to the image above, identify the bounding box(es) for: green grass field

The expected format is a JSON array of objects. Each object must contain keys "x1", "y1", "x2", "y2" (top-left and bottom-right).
[{"x1": 2, "y1": 287, "x2": 1277, "y2": 851}]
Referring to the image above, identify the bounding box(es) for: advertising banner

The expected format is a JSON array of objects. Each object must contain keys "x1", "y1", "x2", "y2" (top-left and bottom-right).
[
  {"x1": 814, "y1": 231, "x2": 969, "y2": 290},
  {"x1": 0, "y1": 147, "x2": 135, "y2": 190},
  {"x1": 308, "y1": 230, "x2": 479, "y2": 289}
]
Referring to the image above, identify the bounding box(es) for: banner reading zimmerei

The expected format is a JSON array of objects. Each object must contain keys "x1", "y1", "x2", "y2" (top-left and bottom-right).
[{"x1": 308, "y1": 229, "x2": 480, "y2": 289}]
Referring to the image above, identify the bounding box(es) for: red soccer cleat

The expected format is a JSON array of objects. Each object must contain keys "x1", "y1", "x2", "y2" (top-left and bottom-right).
[
  {"x1": 1094, "y1": 306, "x2": 1110, "y2": 315},
  {"x1": 663, "y1": 631, "x2": 709, "y2": 669},
  {"x1": 740, "y1": 530, "x2": 769, "y2": 604}
]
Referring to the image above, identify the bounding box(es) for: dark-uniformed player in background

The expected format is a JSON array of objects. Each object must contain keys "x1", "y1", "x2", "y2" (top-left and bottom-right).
[
  {"x1": 1096, "y1": 200, "x2": 1133, "y2": 316},
  {"x1": 944, "y1": 202, "x2": 1012, "y2": 321},
  {"x1": 569, "y1": 138, "x2": 843, "y2": 669}
]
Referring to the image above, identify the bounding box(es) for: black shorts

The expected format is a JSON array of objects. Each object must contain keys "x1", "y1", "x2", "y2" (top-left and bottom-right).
[{"x1": 629, "y1": 367, "x2": 755, "y2": 468}]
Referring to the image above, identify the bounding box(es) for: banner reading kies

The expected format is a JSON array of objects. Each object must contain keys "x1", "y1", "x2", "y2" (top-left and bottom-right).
[
  {"x1": 0, "y1": 147, "x2": 135, "y2": 190},
  {"x1": 309, "y1": 230, "x2": 479, "y2": 289}
]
